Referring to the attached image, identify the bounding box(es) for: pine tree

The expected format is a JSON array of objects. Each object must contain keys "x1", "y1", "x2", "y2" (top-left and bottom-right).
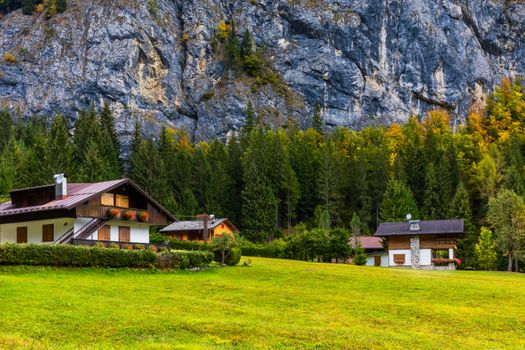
[
  {"x1": 77, "y1": 139, "x2": 108, "y2": 182},
  {"x1": 423, "y1": 162, "x2": 441, "y2": 219},
  {"x1": 353, "y1": 240, "x2": 367, "y2": 266},
  {"x1": 241, "y1": 163, "x2": 278, "y2": 242},
  {"x1": 56, "y1": 0, "x2": 67, "y2": 13},
  {"x1": 449, "y1": 182, "x2": 476, "y2": 268},
  {"x1": 224, "y1": 135, "x2": 243, "y2": 224},
  {"x1": 0, "y1": 110, "x2": 14, "y2": 152},
  {"x1": 99, "y1": 105, "x2": 122, "y2": 178},
  {"x1": 475, "y1": 227, "x2": 497, "y2": 271},
  {"x1": 240, "y1": 29, "x2": 253, "y2": 59},
  {"x1": 21, "y1": 0, "x2": 35, "y2": 15},
  {"x1": 380, "y1": 180, "x2": 419, "y2": 222},
  {"x1": 241, "y1": 101, "x2": 256, "y2": 144},
  {"x1": 46, "y1": 114, "x2": 73, "y2": 177},
  {"x1": 312, "y1": 102, "x2": 323, "y2": 133},
  {"x1": 350, "y1": 212, "x2": 362, "y2": 248}
]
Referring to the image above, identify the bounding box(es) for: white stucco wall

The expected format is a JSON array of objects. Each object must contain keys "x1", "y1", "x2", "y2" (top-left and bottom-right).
[
  {"x1": 366, "y1": 254, "x2": 389, "y2": 267},
  {"x1": 420, "y1": 249, "x2": 432, "y2": 266},
  {"x1": 389, "y1": 249, "x2": 411, "y2": 267},
  {"x1": 78, "y1": 218, "x2": 150, "y2": 244},
  {"x1": 0, "y1": 218, "x2": 75, "y2": 244}
]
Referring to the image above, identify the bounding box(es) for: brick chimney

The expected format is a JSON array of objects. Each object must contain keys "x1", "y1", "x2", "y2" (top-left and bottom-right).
[{"x1": 54, "y1": 174, "x2": 67, "y2": 200}]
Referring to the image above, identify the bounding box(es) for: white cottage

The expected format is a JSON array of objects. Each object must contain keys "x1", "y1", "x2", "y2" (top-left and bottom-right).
[
  {"x1": 374, "y1": 219, "x2": 465, "y2": 270},
  {"x1": 0, "y1": 175, "x2": 175, "y2": 246},
  {"x1": 351, "y1": 236, "x2": 389, "y2": 267}
]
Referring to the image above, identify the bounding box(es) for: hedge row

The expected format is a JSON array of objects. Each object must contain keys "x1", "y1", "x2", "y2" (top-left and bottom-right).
[
  {"x1": 240, "y1": 240, "x2": 287, "y2": 259},
  {"x1": 169, "y1": 240, "x2": 241, "y2": 266},
  {"x1": 157, "y1": 250, "x2": 214, "y2": 269},
  {"x1": 169, "y1": 240, "x2": 211, "y2": 251},
  {"x1": 0, "y1": 243, "x2": 156, "y2": 268},
  {"x1": 0, "y1": 244, "x2": 216, "y2": 269}
]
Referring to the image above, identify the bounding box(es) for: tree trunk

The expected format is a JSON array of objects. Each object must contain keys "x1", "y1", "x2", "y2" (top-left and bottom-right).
[
  {"x1": 508, "y1": 254, "x2": 513, "y2": 272},
  {"x1": 515, "y1": 255, "x2": 519, "y2": 272}
]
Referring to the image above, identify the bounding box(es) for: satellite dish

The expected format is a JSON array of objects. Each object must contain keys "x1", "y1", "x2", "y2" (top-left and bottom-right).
[{"x1": 406, "y1": 213, "x2": 412, "y2": 221}]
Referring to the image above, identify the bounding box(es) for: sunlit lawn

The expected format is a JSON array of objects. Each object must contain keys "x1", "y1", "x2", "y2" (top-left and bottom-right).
[{"x1": 0, "y1": 257, "x2": 524, "y2": 349}]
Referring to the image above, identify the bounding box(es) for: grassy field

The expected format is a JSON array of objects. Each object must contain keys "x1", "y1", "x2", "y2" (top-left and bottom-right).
[{"x1": 0, "y1": 258, "x2": 524, "y2": 350}]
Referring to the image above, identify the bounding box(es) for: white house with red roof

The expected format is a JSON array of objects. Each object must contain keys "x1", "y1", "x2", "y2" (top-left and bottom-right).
[
  {"x1": 0, "y1": 175, "x2": 175, "y2": 246},
  {"x1": 351, "y1": 236, "x2": 389, "y2": 267}
]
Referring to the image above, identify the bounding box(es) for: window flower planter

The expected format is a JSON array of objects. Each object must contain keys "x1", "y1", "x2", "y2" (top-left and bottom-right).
[
  {"x1": 107, "y1": 208, "x2": 120, "y2": 219},
  {"x1": 432, "y1": 258, "x2": 458, "y2": 265},
  {"x1": 121, "y1": 210, "x2": 135, "y2": 221},
  {"x1": 137, "y1": 211, "x2": 149, "y2": 222}
]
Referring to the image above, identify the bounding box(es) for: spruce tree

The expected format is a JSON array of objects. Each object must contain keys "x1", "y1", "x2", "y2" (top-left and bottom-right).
[
  {"x1": 77, "y1": 139, "x2": 108, "y2": 182},
  {"x1": 241, "y1": 163, "x2": 278, "y2": 242},
  {"x1": 423, "y1": 162, "x2": 441, "y2": 219},
  {"x1": 380, "y1": 179, "x2": 419, "y2": 222},
  {"x1": 312, "y1": 102, "x2": 323, "y2": 133},
  {"x1": 0, "y1": 110, "x2": 14, "y2": 152},
  {"x1": 353, "y1": 241, "x2": 367, "y2": 266},
  {"x1": 56, "y1": 0, "x2": 67, "y2": 13},
  {"x1": 449, "y1": 182, "x2": 476, "y2": 268},
  {"x1": 240, "y1": 29, "x2": 253, "y2": 59},
  {"x1": 46, "y1": 114, "x2": 73, "y2": 177},
  {"x1": 99, "y1": 105, "x2": 122, "y2": 178},
  {"x1": 475, "y1": 227, "x2": 497, "y2": 271},
  {"x1": 21, "y1": 0, "x2": 34, "y2": 15}
]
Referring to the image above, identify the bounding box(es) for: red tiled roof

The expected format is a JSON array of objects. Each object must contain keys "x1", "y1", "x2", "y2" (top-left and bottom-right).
[
  {"x1": 350, "y1": 236, "x2": 384, "y2": 249},
  {"x1": 0, "y1": 179, "x2": 176, "y2": 221}
]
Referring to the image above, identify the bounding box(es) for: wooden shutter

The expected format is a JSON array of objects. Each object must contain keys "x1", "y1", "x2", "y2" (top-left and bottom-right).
[
  {"x1": 42, "y1": 224, "x2": 54, "y2": 242},
  {"x1": 17, "y1": 227, "x2": 28, "y2": 243},
  {"x1": 393, "y1": 254, "x2": 406, "y2": 264},
  {"x1": 116, "y1": 195, "x2": 129, "y2": 208},
  {"x1": 119, "y1": 226, "x2": 130, "y2": 242},
  {"x1": 98, "y1": 225, "x2": 111, "y2": 241},
  {"x1": 101, "y1": 193, "x2": 114, "y2": 206}
]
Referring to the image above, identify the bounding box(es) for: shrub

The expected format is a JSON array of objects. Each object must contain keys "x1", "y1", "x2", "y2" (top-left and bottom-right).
[
  {"x1": 157, "y1": 250, "x2": 213, "y2": 269},
  {"x1": 0, "y1": 243, "x2": 156, "y2": 268},
  {"x1": 169, "y1": 240, "x2": 211, "y2": 251},
  {"x1": 133, "y1": 244, "x2": 145, "y2": 250},
  {"x1": 214, "y1": 247, "x2": 241, "y2": 266},
  {"x1": 148, "y1": 0, "x2": 158, "y2": 17},
  {"x1": 181, "y1": 33, "x2": 189, "y2": 43},
  {"x1": 150, "y1": 232, "x2": 166, "y2": 244},
  {"x1": 240, "y1": 240, "x2": 287, "y2": 258},
  {"x1": 3, "y1": 53, "x2": 16, "y2": 64}
]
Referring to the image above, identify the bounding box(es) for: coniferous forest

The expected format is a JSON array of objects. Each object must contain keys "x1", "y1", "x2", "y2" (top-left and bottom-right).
[{"x1": 1, "y1": 78, "x2": 525, "y2": 270}]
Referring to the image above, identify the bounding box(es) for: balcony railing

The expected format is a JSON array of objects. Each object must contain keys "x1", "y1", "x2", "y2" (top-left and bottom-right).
[{"x1": 101, "y1": 205, "x2": 150, "y2": 223}]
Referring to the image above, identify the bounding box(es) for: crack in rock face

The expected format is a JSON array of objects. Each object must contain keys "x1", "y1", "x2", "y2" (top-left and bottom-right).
[{"x1": 0, "y1": 0, "x2": 524, "y2": 142}]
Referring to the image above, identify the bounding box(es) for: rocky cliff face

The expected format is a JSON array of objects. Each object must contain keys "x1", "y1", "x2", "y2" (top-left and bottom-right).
[{"x1": 0, "y1": 0, "x2": 524, "y2": 141}]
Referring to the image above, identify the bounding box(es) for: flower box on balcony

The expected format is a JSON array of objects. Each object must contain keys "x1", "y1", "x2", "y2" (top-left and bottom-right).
[
  {"x1": 432, "y1": 258, "x2": 458, "y2": 265},
  {"x1": 137, "y1": 211, "x2": 149, "y2": 222},
  {"x1": 121, "y1": 210, "x2": 136, "y2": 221},
  {"x1": 107, "y1": 208, "x2": 120, "y2": 219}
]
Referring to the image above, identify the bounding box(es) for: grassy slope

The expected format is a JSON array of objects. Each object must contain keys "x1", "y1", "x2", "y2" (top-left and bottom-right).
[{"x1": 0, "y1": 258, "x2": 524, "y2": 349}]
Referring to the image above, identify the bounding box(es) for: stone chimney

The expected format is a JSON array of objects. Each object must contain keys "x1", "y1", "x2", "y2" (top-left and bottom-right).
[{"x1": 54, "y1": 174, "x2": 67, "y2": 200}]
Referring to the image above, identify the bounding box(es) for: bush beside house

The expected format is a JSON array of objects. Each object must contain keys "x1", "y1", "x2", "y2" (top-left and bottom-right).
[
  {"x1": 0, "y1": 244, "x2": 215, "y2": 269},
  {"x1": 0, "y1": 243, "x2": 156, "y2": 268}
]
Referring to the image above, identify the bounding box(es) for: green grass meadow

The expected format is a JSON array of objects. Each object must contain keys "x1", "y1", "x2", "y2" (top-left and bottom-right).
[{"x1": 0, "y1": 258, "x2": 524, "y2": 349}]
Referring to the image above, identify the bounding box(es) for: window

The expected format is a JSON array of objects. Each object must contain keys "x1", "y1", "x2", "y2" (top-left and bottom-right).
[
  {"x1": 118, "y1": 226, "x2": 130, "y2": 242},
  {"x1": 101, "y1": 193, "x2": 114, "y2": 206},
  {"x1": 42, "y1": 224, "x2": 54, "y2": 242},
  {"x1": 98, "y1": 225, "x2": 111, "y2": 241},
  {"x1": 115, "y1": 194, "x2": 129, "y2": 208},
  {"x1": 393, "y1": 254, "x2": 405, "y2": 265},
  {"x1": 17, "y1": 227, "x2": 27, "y2": 243},
  {"x1": 436, "y1": 239, "x2": 455, "y2": 245}
]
